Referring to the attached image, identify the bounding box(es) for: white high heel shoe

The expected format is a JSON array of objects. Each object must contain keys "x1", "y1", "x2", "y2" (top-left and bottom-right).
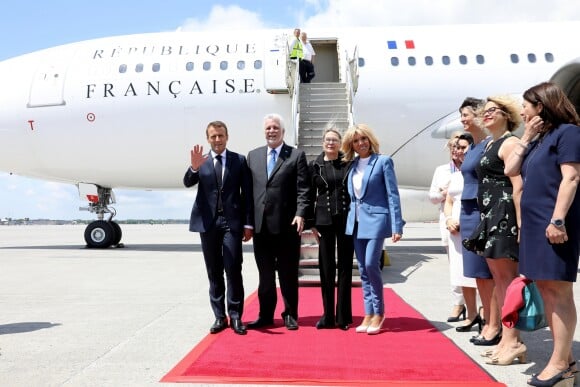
[
  {"x1": 355, "y1": 315, "x2": 373, "y2": 333},
  {"x1": 367, "y1": 315, "x2": 385, "y2": 335}
]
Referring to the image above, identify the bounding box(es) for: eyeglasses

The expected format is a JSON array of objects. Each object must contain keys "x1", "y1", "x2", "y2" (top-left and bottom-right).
[
  {"x1": 324, "y1": 138, "x2": 340, "y2": 143},
  {"x1": 482, "y1": 106, "x2": 505, "y2": 117}
]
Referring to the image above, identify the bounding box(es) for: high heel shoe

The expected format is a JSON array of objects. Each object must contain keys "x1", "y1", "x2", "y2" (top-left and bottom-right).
[
  {"x1": 528, "y1": 367, "x2": 575, "y2": 387},
  {"x1": 355, "y1": 315, "x2": 373, "y2": 333},
  {"x1": 447, "y1": 305, "x2": 466, "y2": 322},
  {"x1": 456, "y1": 315, "x2": 483, "y2": 332},
  {"x1": 367, "y1": 315, "x2": 385, "y2": 335},
  {"x1": 472, "y1": 330, "x2": 502, "y2": 346},
  {"x1": 485, "y1": 343, "x2": 527, "y2": 365},
  {"x1": 568, "y1": 361, "x2": 578, "y2": 385}
]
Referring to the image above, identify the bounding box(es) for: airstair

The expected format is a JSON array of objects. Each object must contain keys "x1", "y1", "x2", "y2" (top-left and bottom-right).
[{"x1": 281, "y1": 38, "x2": 366, "y2": 286}]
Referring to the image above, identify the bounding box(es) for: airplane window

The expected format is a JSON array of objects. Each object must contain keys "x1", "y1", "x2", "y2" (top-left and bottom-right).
[
  {"x1": 254, "y1": 60, "x2": 262, "y2": 69},
  {"x1": 185, "y1": 62, "x2": 194, "y2": 71},
  {"x1": 545, "y1": 53, "x2": 554, "y2": 62},
  {"x1": 358, "y1": 57, "x2": 365, "y2": 67},
  {"x1": 203, "y1": 61, "x2": 211, "y2": 71},
  {"x1": 425, "y1": 56, "x2": 433, "y2": 66},
  {"x1": 220, "y1": 61, "x2": 228, "y2": 70},
  {"x1": 390, "y1": 57, "x2": 399, "y2": 66},
  {"x1": 408, "y1": 56, "x2": 416, "y2": 66},
  {"x1": 459, "y1": 55, "x2": 467, "y2": 65},
  {"x1": 442, "y1": 56, "x2": 450, "y2": 65},
  {"x1": 152, "y1": 63, "x2": 161, "y2": 72},
  {"x1": 510, "y1": 54, "x2": 519, "y2": 63},
  {"x1": 119, "y1": 64, "x2": 127, "y2": 73},
  {"x1": 135, "y1": 63, "x2": 143, "y2": 73},
  {"x1": 476, "y1": 55, "x2": 485, "y2": 64},
  {"x1": 237, "y1": 61, "x2": 245, "y2": 70},
  {"x1": 528, "y1": 53, "x2": 537, "y2": 63}
]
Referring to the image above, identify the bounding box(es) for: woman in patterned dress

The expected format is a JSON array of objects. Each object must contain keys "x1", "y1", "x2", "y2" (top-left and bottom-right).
[{"x1": 463, "y1": 96, "x2": 526, "y2": 365}]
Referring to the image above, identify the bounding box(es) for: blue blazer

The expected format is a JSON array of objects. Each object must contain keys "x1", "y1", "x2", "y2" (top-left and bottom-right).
[
  {"x1": 183, "y1": 150, "x2": 253, "y2": 233},
  {"x1": 345, "y1": 153, "x2": 404, "y2": 239}
]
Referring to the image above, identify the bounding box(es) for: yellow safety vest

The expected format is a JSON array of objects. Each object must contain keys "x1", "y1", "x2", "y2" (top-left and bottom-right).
[{"x1": 290, "y1": 39, "x2": 303, "y2": 59}]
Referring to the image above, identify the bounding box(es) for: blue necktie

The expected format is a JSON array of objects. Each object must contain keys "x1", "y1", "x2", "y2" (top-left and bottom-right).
[{"x1": 267, "y1": 149, "x2": 276, "y2": 178}]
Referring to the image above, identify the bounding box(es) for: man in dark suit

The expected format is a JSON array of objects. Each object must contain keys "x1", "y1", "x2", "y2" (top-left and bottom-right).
[
  {"x1": 183, "y1": 120, "x2": 254, "y2": 336},
  {"x1": 246, "y1": 113, "x2": 310, "y2": 330}
]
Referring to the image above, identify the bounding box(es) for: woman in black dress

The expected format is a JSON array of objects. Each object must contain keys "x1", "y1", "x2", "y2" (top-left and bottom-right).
[
  {"x1": 505, "y1": 82, "x2": 580, "y2": 386},
  {"x1": 308, "y1": 128, "x2": 354, "y2": 330},
  {"x1": 463, "y1": 96, "x2": 525, "y2": 365}
]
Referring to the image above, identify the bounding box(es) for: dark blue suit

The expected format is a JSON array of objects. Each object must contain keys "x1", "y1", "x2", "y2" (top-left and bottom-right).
[{"x1": 184, "y1": 150, "x2": 253, "y2": 320}]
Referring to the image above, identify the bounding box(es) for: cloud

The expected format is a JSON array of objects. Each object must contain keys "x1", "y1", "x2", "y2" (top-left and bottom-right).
[
  {"x1": 178, "y1": 5, "x2": 267, "y2": 31},
  {"x1": 301, "y1": 0, "x2": 580, "y2": 28}
]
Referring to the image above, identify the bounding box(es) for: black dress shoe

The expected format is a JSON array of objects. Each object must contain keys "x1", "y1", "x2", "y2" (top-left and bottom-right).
[
  {"x1": 456, "y1": 315, "x2": 483, "y2": 332},
  {"x1": 209, "y1": 318, "x2": 228, "y2": 334},
  {"x1": 337, "y1": 324, "x2": 350, "y2": 331},
  {"x1": 284, "y1": 315, "x2": 298, "y2": 330},
  {"x1": 472, "y1": 331, "x2": 502, "y2": 346},
  {"x1": 316, "y1": 318, "x2": 334, "y2": 329},
  {"x1": 230, "y1": 319, "x2": 247, "y2": 335},
  {"x1": 246, "y1": 318, "x2": 274, "y2": 329}
]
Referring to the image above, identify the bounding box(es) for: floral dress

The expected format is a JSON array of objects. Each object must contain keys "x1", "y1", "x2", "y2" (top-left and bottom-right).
[{"x1": 462, "y1": 135, "x2": 519, "y2": 260}]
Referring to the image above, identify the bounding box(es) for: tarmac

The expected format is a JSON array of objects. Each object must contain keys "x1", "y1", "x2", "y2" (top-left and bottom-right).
[{"x1": 0, "y1": 222, "x2": 579, "y2": 387}]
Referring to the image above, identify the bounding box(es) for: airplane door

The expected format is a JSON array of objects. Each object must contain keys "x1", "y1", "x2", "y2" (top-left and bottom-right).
[
  {"x1": 263, "y1": 33, "x2": 289, "y2": 93},
  {"x1": 27, "y1": 63, "x2": 67, "y2": 108}
]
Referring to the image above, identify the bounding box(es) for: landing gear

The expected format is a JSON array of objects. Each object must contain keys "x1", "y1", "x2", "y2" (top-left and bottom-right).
[{"x1": 78, "y1": 183, "x2": 123, "y2": 248}]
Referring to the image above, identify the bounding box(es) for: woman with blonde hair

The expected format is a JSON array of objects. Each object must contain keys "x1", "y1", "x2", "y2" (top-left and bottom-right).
[
  {"x1": 464, "y1": 95, "x2": 525, "y2": 365},
  {"x1": 341, "y1": 124, "x2": 405, "y2": 335}
]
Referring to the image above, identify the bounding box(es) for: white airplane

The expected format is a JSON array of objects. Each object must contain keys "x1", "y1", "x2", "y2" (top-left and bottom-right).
[{"x1": 1, "y1": 22, "x2": 579, "y2": 247}]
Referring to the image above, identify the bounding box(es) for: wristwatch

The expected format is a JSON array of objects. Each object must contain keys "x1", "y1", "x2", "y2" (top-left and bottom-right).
[{"x1": 550, "y1": 219, "x2": 565, "y2": 227}]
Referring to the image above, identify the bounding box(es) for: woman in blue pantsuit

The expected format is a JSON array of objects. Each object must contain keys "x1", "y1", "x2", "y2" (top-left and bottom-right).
[{"x1": 342, "y1": 124, "x2": 405, "y2": 335}]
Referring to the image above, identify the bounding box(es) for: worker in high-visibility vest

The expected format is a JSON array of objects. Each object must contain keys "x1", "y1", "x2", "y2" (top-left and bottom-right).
[{"x1": 289, "y1": 28, "x2": 303, "y2": 60}]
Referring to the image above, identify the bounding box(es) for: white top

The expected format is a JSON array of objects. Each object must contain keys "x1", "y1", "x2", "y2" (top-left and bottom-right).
[
  {"x1": 352, "y1": 156, "x2": 371, "y2": 222},
  {"x1": 302, "y1": 41, "x2": 315, "y2": 62}
]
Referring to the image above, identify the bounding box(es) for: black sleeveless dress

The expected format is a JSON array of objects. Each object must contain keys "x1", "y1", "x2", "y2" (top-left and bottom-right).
[{"x1": 462, "y1": 135, "x2": 519, "y2": 260}]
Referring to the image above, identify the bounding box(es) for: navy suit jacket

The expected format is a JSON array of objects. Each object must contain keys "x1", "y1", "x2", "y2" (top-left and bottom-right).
[
  {"x1": 247, "y1": 143, "x2": 310, "y2": 234},
  {"x1": 345, "y1": 153, "x2": 404, "y2": 239},
  {"x1": 183, "y1": 150, "x2": 253, "y2": 233}
]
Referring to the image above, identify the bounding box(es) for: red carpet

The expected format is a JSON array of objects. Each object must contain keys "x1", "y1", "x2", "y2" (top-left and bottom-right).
[{"x1": 162, "y1": 287, "x2": 503, "y2": 386}]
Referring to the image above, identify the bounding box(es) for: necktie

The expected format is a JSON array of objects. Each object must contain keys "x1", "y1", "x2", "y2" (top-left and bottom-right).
[
  {"x1": 215, "y1": 154, "x2": 223, "y2": 212},
  {"x1": 267, "y1": 149, "x2": 276, "y2": 178}
]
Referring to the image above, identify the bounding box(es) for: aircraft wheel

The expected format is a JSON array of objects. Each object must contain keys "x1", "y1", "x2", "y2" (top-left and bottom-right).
[
  {"x1": 84, "y1": 220, "x2": 114, "y2": 248},
  {"x1": 110, "y1": 221, "x2": 122, "y2": 246}
]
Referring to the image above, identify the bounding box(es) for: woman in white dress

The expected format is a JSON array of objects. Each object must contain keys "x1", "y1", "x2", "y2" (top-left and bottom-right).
[
  {"x1": 429, "y1": 132, "x2": 465, "y2": 321},
  {"x1": 444, "y1": 133, "x2": 481, "y2": 332}
]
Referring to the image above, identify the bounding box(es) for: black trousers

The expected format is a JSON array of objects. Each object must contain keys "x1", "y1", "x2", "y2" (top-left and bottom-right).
[
  {"x1": 317, "y1": 215, "x2": 354, "y2": 325},
  {"x1": 253, "y1": 228, "x2": 301, "y2": 320},
  {"x1": 200, "y1": 215, "x2": 244, "y2": 320},
  {"x1": 299, "y1": 59, "x2": 315, "y2": 83}
]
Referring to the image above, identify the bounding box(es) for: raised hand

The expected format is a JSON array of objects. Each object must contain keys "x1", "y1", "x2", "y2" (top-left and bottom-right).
[{"x1": 190, "y1": 144, "x2": 209, "y2": 171}]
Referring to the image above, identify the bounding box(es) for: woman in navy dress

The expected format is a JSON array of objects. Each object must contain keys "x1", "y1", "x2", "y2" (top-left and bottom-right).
[
  {"x1": 505, "y1": 82, "x2": 580, "y2": 386},
  {"x1": 457, "y1": 97, "x2": 501, "y2": 346}
]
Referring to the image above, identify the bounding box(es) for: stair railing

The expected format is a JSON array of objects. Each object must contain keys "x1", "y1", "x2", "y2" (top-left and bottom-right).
[{"x1": 344, "y1": 45, "x2": 359, "y2": 127}]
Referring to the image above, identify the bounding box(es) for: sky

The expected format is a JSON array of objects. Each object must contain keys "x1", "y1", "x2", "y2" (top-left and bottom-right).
[{"x1": 1, "y1": 0, "x2": 579, "y2": 220}]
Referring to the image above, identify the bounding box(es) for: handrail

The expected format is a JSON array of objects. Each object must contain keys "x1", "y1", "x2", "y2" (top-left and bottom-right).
[
  {"x1": 344, "y1": 45, "x2": 359, "y2": 127},
  {"x1": 284, "y1": 40, "x2": 301, "y2": 145},
  {"x1": 291, "y1": 61, "x2": 300, "y2": 145}
]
